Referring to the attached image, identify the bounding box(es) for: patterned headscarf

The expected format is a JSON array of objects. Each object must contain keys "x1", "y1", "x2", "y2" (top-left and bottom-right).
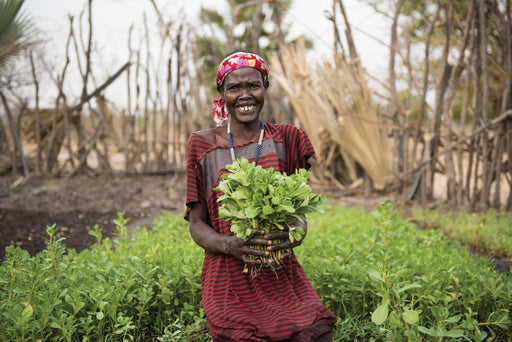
[{"x1": 211, "y1": 52, "x2": 269, "y2": 126}]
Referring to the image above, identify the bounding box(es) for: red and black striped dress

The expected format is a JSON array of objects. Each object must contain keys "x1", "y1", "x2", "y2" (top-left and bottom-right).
[{"x1": 185, "y1": 123, "x2": 337, "y2": 342}]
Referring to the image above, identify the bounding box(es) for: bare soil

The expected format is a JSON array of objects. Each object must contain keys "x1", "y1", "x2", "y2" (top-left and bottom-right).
[
  {"x1": 0, "y1": 172, "x2": 186, "y2": 259},
  {"x1": 0, "y1": 173, "x2": 510, "y2": 273}
]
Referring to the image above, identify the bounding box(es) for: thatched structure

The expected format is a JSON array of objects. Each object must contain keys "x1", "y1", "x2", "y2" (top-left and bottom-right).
[{"x1": 270, "y1": 40, "x2": 393, "y2": 191}]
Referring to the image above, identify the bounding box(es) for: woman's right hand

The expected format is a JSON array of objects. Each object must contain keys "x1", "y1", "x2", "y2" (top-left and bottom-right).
[
  {"x1": 225, "y1": 229, "x2": 271, "y2": 265},
  {"x1": 189, "y1": 204, "x2": 274, "y2": 265}
]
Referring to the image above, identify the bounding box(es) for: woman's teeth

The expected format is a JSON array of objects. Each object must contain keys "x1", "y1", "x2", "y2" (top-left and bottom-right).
[{"x1": 238, "y1": 105, "x2": 255, "y2": 112}]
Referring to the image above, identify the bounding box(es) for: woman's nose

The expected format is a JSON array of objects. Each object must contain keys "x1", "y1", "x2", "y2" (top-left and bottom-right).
[{"x1": 239, "y1": 86, "x2": 251, "y2": 97}]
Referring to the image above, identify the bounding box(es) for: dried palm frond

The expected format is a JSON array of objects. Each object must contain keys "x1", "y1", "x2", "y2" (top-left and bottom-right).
[{"x1": 270, "y1": 39, "x2": 392, "y2": 190}]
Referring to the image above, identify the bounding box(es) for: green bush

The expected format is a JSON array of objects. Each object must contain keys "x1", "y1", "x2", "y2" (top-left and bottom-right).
[
  {"x1": 0, "y1": 212, "x2": 207, "y2": 342},
  {"x1": 1, "y1": 204, "x2": 511, "y2": 341},
  {"x1": 299, "y1": 203, "x2": 512, "y2": 341}
]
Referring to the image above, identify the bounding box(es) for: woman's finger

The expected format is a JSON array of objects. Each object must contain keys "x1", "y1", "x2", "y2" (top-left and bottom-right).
[
  {"x1": 267, "y1": 239, "x2": 291, "y2": 251},
  {"x1": 264, "y1": 231, "x2": 289, "y2": 240},
  {"x1": 247, "y1": 236, "x2": 273, "y2": 246}
]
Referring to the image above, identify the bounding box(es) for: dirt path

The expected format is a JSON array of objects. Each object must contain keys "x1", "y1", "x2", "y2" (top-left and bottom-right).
[{"x1": 0, "y1": 172, "x2": 185, "y2": 258}]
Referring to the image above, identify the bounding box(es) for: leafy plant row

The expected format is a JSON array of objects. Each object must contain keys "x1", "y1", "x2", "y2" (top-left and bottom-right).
[
  {"x1": 1, "y1": 204, "x2": 511, "y2": 341},
  {"x1": 411, "y1": 206, "x2": 512, "y2": 259},
  {"x1": 1, "y1": 212, "x2": 207, "y2": 342},
  {"x1": 299, "y1": 203, "x2": 511, "y2": 341}
]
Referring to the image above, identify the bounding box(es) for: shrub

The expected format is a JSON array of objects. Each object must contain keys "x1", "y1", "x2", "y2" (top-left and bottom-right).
[
  {"x1": 0, "y1": 212, "x2": 207, "y2": 342},
  {"x1": 1, "y1": 204, "x2": 511, "y2": 341},
  {"x1": 299, "y1": 203, "x2": 512, "y2": 341}
]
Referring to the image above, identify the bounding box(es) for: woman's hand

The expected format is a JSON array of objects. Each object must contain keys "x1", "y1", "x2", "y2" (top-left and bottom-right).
[
  {"x1": 263, "y1": 229, "x2": 306, "y2": 261},
  {"x1": 189, "y1": 203, "x2": 307, "y2": 265},
  {"x1": 225, "y1": 229, "x2": 271, "y2": 265}
]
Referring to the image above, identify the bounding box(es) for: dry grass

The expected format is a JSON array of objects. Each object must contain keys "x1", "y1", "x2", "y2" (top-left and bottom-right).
[{"x1": 270, "y1": 40, "x2": 392, "y2": 190}]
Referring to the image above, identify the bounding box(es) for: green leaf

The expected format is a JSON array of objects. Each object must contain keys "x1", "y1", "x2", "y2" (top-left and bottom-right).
[
  {"x1": 418, "y1": 326, "x2": 435, "y2": 336},
  {"x1": 396, "y1": 283, "x2": 422, "y2": 294},
  {"x1": 96, "y1": 311, "x2": 105, "y2": 320},
  {"x1": 371, "y1": 298, "x2": 389, "y2": 325},
  {"x1": 281, "y1": 202, "x2": 296, "y2": 213},
  {"x1": 19, "y1": 303, "x2": 33, "y2": 324},
  {"x1": 262, "y1": 206, "x2": 274, "y2": 215},
  {"x1": 402, "y1": 310, "x2": 419, "y2": 325},
  {"x1": 366, "y1": 267, "x2": 383, "y2": 283},
  {"x1": 245, "y1": 207, "x2": 260, "y2": 219},
  {"x1": 445, "y1": 315, "x2": 461, "y2": 323},
  {"x1": 271, "y1": 196, "x2": 282, "y2": 205},
  {"x1": 289, "y1": 227, "x2": 304, "y2": 244},
  {"x1": 441, "y1": 329, "x2": 464, "y2": 338},
  {"x1": 216, "y1": 159, "x2": 327, "y2": 247}
]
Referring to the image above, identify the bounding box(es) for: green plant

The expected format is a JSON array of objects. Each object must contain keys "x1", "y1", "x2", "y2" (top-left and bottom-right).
[
  {"x1": 214, "y1": 158, "x2": 325, "y2": 272},
  {"x1": 0, "y1": 211, "x2": 205, "y2": 341},
  {"x1": 1, "y1": 205, "x2": 511, "y2": 341},
  {"x1": 412, "y1": 206, "x2": 512, "y2": 259},
  {"x1": 298, "y1": 203, "x2": 512, "y2": 341}
]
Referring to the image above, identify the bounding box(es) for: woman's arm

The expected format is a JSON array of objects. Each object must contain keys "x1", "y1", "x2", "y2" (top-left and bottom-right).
[{"x1": 188, "y1": 202, "x2": 270, "y2": 265}]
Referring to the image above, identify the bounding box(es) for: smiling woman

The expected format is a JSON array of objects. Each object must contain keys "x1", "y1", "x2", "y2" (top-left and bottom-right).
[{"x1": 184, "y1": 51, "x2": 337, "y2": 341}]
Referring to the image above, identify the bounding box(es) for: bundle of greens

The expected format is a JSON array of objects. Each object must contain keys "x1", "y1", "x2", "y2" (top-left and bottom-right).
[{"x1": 214, "y1": 158, "x2": 326, "y2": 272}]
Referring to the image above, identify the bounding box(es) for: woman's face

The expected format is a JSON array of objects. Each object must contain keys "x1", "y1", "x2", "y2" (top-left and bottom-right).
[{"x1": 222, "y1": 67, "x2": 268, "y2": 125}]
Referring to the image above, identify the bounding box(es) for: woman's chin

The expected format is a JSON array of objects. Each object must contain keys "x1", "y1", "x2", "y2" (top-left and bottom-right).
[{"x1": 232, "y1": 111, "x2": 260, "y2": 123}]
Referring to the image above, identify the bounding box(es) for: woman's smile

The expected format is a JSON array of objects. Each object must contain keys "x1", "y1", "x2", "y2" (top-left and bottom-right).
[{"x1": 237, "y1": 105, "x2": 256, "y2": 113}]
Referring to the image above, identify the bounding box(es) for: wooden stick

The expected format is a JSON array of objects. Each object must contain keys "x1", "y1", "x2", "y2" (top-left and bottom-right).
[{"x1": 0, "y1": 90, "x2": 30, "y2": 177}]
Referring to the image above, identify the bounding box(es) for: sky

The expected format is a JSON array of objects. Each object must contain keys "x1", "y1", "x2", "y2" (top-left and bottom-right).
[{"x1": 22, "y1": 0, "x2": 391, "y2": 106}]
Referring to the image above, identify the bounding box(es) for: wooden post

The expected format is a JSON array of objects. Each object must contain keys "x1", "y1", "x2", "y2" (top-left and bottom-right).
[
  {"x1": 0, "y1": 90, "x2": 29, "y2": 177},
  {"x1": 29, "y1": 51, "x2": 42, "y2": 173}
]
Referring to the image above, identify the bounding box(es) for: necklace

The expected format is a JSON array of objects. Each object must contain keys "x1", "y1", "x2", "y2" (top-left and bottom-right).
[{"x1": 227, "y1": 119, "x2": 265, "y2": 164}]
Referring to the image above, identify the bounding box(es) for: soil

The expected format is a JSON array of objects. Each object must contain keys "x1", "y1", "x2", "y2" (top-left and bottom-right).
[
  {"x1": 0, "y1": 173, "x2": 510, "y2": 273},
  {"x1": 0, "y1": 172, "x2": 186, "y2": 260}
]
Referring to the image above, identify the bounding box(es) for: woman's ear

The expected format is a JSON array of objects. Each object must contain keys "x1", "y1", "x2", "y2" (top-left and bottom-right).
[{"x1": 264, "y1": 80, "x2": 269, "y2": 89}]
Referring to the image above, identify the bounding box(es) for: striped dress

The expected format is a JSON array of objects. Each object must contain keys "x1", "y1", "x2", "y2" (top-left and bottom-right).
[{"x1": 185, "y1": 123, "x2": 337, "y2": 342}]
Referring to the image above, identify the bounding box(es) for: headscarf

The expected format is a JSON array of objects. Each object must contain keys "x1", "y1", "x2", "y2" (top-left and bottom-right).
[{"x1": 211, "y1": 52, "x2": 269, "y2": 126}]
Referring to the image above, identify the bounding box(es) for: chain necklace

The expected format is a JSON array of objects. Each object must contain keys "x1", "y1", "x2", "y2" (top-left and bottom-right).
[{"x1": 227, "y1": 119, "x2": 265, "y2": 164}]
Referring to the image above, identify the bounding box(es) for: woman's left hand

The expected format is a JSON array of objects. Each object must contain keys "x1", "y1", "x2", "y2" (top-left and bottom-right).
[{"x1": 263, "y1": 230, "x2": 305, "y2": 260}]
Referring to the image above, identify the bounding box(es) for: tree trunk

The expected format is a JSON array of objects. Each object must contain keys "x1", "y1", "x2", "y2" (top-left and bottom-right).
[
  {"x1": 74, "y1": 0, "x2": 94, "y2": 175},
  {"x1": 442, "y1": 1, "x2": 470, "y2": 206},
  {"x1": 389, "y1": 0, "x2": 403, "y2": 191},
  {"x1": 143, "y1": 12, "x2": 150, "y2": 171},
  {"x1": 430, "y1": 3, "x2": 451, "y2": 201},
  {"x1": 412, "y1": 6, "x2": 440, "y2": 168},
  {"x1": 478, "y1": 0, "x2": 491, "y2": 208},
  {"x1": 29, "y1": 51, "x2": 42, "y2": 173},
  {"x1": 125, "y1": 24, "x2": 134, "y2": 172},
  {"x1": 0, "y1": 90, "x2": 29, "y2": 177}
]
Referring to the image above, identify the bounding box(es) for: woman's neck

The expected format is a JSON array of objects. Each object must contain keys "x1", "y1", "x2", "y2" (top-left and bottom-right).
[{"x1": 228, "y1": 120, "x2": 261, "y2": 145}]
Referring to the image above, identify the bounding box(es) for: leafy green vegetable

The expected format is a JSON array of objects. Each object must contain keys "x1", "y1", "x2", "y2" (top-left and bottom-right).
[{"x1": 214, "y1": 158, "x2": 326, "y2": 271}]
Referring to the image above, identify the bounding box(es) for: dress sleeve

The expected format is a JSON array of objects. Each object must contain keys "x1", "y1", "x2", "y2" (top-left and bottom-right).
[
  {"x1": 284, "y1": 124, "x2": 315, "y2": 172},
  {"x1": 184, "y1": 133, "x2": 207, "y2": 221}
]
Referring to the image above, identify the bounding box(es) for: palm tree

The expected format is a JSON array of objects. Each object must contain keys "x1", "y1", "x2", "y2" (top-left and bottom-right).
[
  {"x1": 0, "y1": 0, "x2": 32, "y2": 176},
  {"x1": 0, "y1": 0, "x2": 31, "y2": 74}
]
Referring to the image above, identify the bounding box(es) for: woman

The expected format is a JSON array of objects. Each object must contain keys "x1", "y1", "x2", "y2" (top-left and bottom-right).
[{"x1": 185, "y1": 51, "x2": 337, "y2": 342}]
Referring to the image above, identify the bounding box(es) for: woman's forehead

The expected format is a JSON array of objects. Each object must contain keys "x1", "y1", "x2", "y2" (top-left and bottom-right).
[{"x1": 224, "y1": 67, "x2": 263, "y2": 84}]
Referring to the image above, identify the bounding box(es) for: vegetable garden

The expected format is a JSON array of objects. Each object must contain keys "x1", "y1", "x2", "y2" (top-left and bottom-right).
[{"x1": 1, "y1": 204, "x2": 510, "y2": 341}]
